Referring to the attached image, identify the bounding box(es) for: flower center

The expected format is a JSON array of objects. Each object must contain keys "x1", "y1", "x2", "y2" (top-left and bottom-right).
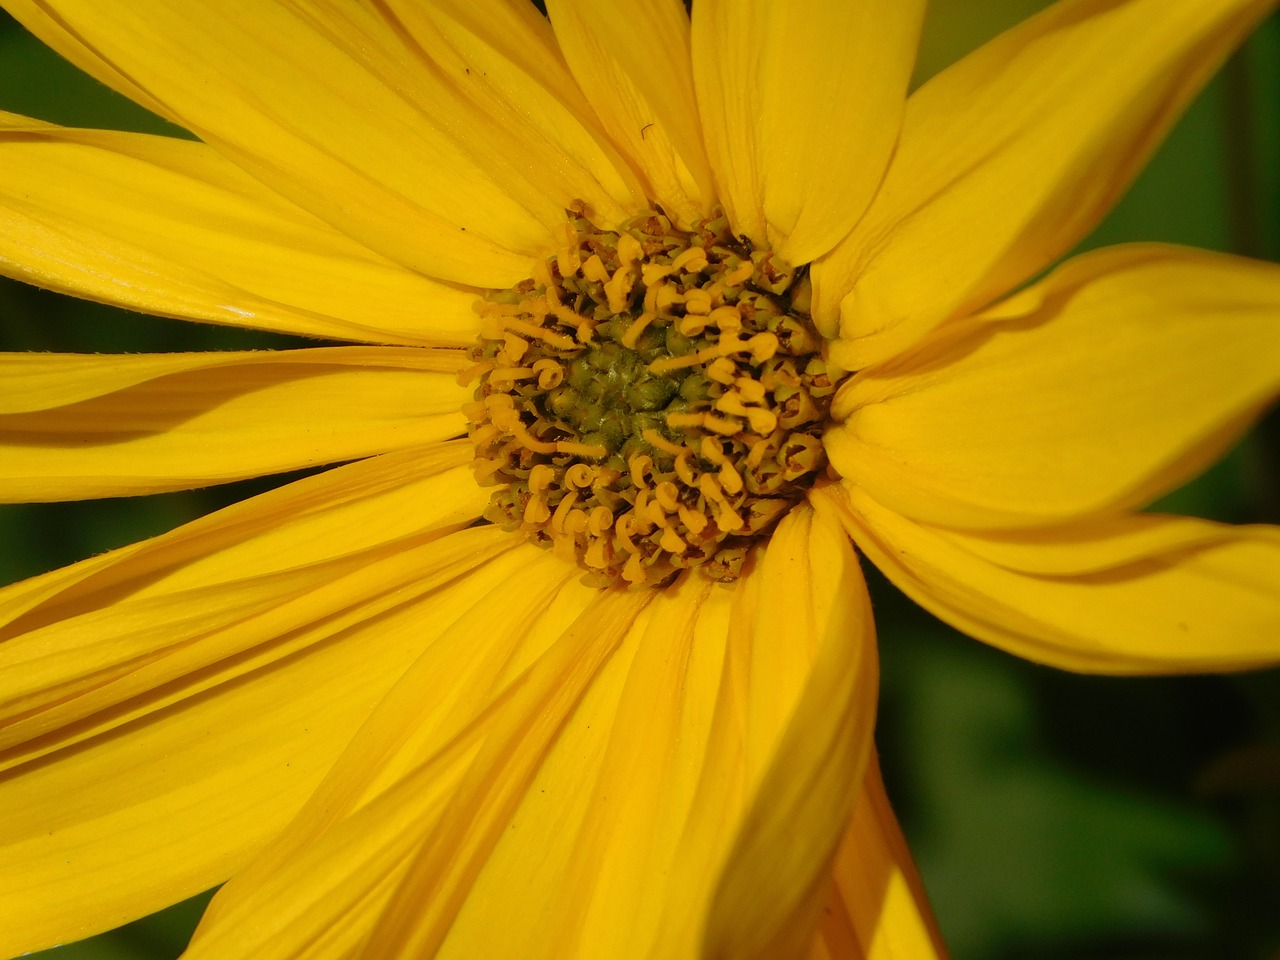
[{"x1": 462, "y1": 208, "x2": 834, "y2": 586}]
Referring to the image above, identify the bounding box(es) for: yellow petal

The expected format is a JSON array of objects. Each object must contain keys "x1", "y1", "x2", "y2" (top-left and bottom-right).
[
  {"x1": 692, "y1": 0, "x2": 924, "y2": 264},
  {"x1": 184, "y1": 499, "x2": 876, "y2": 960},
  {"x1": 812, "y1": 0, "x2": 1275, "y2": 361},
  {"x1": 0, "y1": 115, "x2": 481, "y2": 344},
  {"x1": 700, "y1": 496, "x2": 878, "y2": 958},
  {"x1": 547, "y1": 0, "x2": 715, "y2": 225},
  {"x1": 4, "y1": 0, "x2": 573, "y2": 285},
  {"x1": 809, "y1": 757, "x2": 946, "y2": 960},
  {"x1": 182, "y1": 557, "x2": 629, "y2": 960},
  {"x1": 0, "y1": 446, "x2": 501, "y2": 956},
  {"x1": 326, "y1": 0, "x2": 647, "y2": 225},
  {"x1": 0, "y1": 529, "x2": 516, "y2": 957},
  {"x1": 831, "y1": 482, "x2": 1280, "y2": 674},
  {"x1": 0, "y1": 347, "x2": 469, "y2": 501},
  {"x1": 0, "y1": 9, "x2": 179, "y2": 126},
  {"x1": 825, "y1": 246, "x2": 1280, "y2": 529},
  {"x1": 0, "y1": 443, "x2": 488, "y2": 756}
]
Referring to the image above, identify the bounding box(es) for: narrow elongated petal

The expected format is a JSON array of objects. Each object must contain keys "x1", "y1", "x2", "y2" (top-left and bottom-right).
[
  {"x1": 547, "y1": 0, "x2": 715, "y2": 225},
  {"x1": 0, "y1": 347, "x2": 468, "y2": 501},
  {"x1": 700, "y1": 497, "x2": 878, "y2": 958},
  {"x1": 693, "y1": 0, "x2": 924, "y2": 264},
  {"x1": 318, "y1": 0, "x2": 647, "y2": 224},
  {"x1": 185, "y1": 500, "x2": 876, "y2": 960},
  {"x1": 355, "y1": 590, "x2": 657, "y2": 960},
  {"x1": 182, "y1": 563, "x2": 635, "y2": 960},
  {"x1": 0, "y1": 445, "x2": 499, "y2": 955},
  {"x1": 0, "y1": 443, "x2": 486, "y2": 758},
  {"x1": 812, "y1": 0, "x2": 1276, "y2": 361},
  {"x1": 0, "y1": 115, "x2": 481, "y2": 344},
  {"x1": 809, "y1": 758, "x2": 946, "y2": 960},
  {"x1": 2, "y1": 0, "x2": 600, "y2": 285},
  {"x1": 0, "y1": 532, "x2": 517, "y2": 957},
  {"x1": 0, "y1": 7, "x2": 180, "y2": 125},
  {"x1": 830, "y1": 483, "x2": 1280, "y2": 674},
  {"x1": 825, "y1": 246, "x2": 1280, "y2": 529}
]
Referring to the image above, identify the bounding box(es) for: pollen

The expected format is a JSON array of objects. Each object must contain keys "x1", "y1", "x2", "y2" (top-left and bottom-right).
[{"x1": 462, "y1": 207, "x2": 835, "y2": 586}]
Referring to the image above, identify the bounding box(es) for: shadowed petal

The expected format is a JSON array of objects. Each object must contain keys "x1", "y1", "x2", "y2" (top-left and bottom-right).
[{"x1": 808, "y1": 757, "x2": 947, "y2": 960}]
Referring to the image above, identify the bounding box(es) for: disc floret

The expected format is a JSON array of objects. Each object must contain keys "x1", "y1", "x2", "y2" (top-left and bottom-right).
[{"x1": 463, "y1": 209, "x2": 835, "y2": 585}]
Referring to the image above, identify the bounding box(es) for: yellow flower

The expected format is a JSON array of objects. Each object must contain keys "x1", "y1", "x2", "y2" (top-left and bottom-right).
[{"x1": 1, "y1": 0, "x2": 1279, "y2": 957}]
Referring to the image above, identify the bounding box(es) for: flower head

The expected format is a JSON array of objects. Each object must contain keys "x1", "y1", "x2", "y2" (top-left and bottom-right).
[{"x1": 1, "y1": 1, "x2": 1278, "y2": 958}]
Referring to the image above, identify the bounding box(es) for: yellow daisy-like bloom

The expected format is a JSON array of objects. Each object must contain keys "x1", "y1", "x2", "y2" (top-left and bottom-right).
[{"x1": 2, "y1": 0, "x2": 1280, "y2": 957}]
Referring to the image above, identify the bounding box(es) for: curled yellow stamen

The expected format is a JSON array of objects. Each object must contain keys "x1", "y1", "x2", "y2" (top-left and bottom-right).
[{"x1": 465, "y1": 207, "x2": 834, "y2": 586}]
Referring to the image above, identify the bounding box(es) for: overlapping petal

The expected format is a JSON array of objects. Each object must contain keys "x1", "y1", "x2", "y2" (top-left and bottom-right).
[
  {"x1": 0, "y1": 444, "x2": 500, "y2": 955},
  {"x1": 824, "y1": 246, "x2": 1280, "y2": 529},
  {"x1": 324, "y1": 0, "x2": 646, "y2": 227},
  {"x1": 181, "y1": 499, "x2": 875, "y2": 960},
  {"x1": 0, "y1": 348, "x2": 471, "y2": 504},
  {"x1": 812, "y1": 0, "x2": 1277, "y2": 363},
  {"x1": 0, "y1": 114, "x2": 482, "y2": 344},
  {"x1": 830, "y1": 484, "x2": 1280, "y2": 675},
  {"x1": 699, "y1": 497, "x2": 879, "y2": 959},
  {"x1": 547, "y1": 0, "x2": 715, "y2": 225},
  {"x1": 4, "y1": 0, "x2": 641, "y2": 285},
  {"x1": 0, "y1": 5, "x2": 180, "y2": 126},
  {"x1": 0, "y1": 0, "x2": 1276, "y2": 957},
  {"x1": 692, "y1": 0, "x2": 923, "y2": 264},
  {"x1": 809, "y1": 758, "x2": 947, "y2": 960},
  {"x1": 0, "y1": 443, "x2": 487, "y2": 761},
  {"x1": 0, "y1": 347, "x2": 469, "y2": 501},
  {"x1": 179, "y1": 563, "x2": 640, "y2": 960}
]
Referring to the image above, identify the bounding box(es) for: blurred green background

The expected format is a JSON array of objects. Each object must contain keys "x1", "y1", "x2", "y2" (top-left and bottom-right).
[{"x1": 1, "y1": 2, "x2": 1278, "y2": 958}]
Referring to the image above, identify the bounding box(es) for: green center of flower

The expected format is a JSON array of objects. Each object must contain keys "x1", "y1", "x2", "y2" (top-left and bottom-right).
[{"x1": 462, "y1": 208, "x2": 834, "y2": 585}]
